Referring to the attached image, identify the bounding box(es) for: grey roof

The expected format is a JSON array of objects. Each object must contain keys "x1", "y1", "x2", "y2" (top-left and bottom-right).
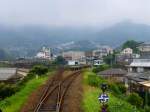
[
  {"x1": 126, "y1": 72, "x2": 150, "y2": 82},
  {"x1": 0, "y1": 68, "x2": 17, "y2": 81},
  {"x1": 98, "y1": 68, "x2": 127, "y2": 76}
]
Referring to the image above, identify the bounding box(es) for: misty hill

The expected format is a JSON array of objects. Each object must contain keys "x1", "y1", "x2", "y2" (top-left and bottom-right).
[
  {"x1": 0, "y1": 22, "x2": 150, "y2": 57},
  {"x1": 95, "y1": 22, "x2": 150, "y2": 46}
]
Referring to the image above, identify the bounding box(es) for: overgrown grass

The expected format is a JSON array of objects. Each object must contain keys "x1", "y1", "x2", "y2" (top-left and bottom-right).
[
  {"x1": 82, "y1": 70, "x2": 139, "y2": 112},
  {"x1": 0, "y1": 71, "x2": 54, "y2": 112}
]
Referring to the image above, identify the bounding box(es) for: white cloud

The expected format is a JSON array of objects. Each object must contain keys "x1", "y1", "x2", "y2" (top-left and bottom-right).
[{"x1": 0, "y1": 0, "x2": 150, "y2": 26}]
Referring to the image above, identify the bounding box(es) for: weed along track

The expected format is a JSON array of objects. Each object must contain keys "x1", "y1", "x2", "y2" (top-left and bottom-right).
[{"x1": 33, "y1": 70, "x2": 81, "y2": 112}]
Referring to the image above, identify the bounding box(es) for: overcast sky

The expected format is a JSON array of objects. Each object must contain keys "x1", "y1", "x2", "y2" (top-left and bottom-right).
[{"x1": 0, "y1": 0, "x2": 150, "y2": 27}]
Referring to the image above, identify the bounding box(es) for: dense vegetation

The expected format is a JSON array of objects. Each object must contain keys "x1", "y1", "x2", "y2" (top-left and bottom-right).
[
  {"x1": 82, "y1": 70, "x2": 136, "y2": 112},
  {"x1": 122, "y1": 40, "x2": 140, "y2": 53},
  {"x1": 82, "y1": 70, "x2": 150, "y2": 112},
  {"x1": 0, "y1": 65, "x2": 51, "y2": 112},
  {"x1": 0, "y1": 83, "x2": 18, "y2": 100},
  {"x1": 92, "y1": 64, "x2": 110, "y2": 73},
  {"x1": 0, "y1": 75, "x2": 50, "y2": 112}
]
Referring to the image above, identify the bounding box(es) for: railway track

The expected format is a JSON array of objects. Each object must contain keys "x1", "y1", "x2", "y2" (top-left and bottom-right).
[{"x1": 34, "y1": 70, "x2": 81, "y2": 112}]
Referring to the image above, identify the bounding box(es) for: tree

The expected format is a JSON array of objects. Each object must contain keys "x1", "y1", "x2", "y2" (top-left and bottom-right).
[
  {"x1": 122, "y1": 40, "x2": 140, "y2": 53},
  {"x1": 103, "y1": 53, "x2": 116, "y2": 65},
  {"x1": 92, "y1": 64, "x2": 110, "y2": 73},
  {"x1": 127, "y1": 92, "x2": 143, "y2": 107},
  {"x1": 30, "y1": 65, "x2": 48, "y2": 76},
  {"x1": 0, "y1": 83, "x2": 17, "y2": 100},
  {"x1": 53, "y1": 56, "x2": 67, "y2": 65}
]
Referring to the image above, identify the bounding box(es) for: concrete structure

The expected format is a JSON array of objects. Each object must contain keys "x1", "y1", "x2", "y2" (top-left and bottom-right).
[
  {"x1": 122, "y1": 48, "x2": 133, "y2": 55},
  {"x1": 36, "y1": 47, "x2": 52, "y2": 60},
  {"x1": 62, "y1": 51, "x2": 85, "y2": 61},
  {"x1": 0, "y1": 68, "x2": 22, "y2": 83}
]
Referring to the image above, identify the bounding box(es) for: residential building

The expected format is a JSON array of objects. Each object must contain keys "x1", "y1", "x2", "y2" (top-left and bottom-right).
[
  {"x1": 97, "y1": 68, "x2": 127, "y2": 82},
  {"x1": 92, "y1": 46, "x2": 113, "y2": 59},
  {"x1": 36, "y1": 47, "x2": 52, "y2": 60},
  {"x1": 138, "y1": 42, "x2": 150, "y2": 58},
  {"x1": 62, "y1": 51, "x2": 85, "y2": 61},
  {"x1": 128, "y1": 59, "x2": 150, "y2": 73},
  {"x1": 121, "y1": 48, "x2": 133, "y2": 55}
]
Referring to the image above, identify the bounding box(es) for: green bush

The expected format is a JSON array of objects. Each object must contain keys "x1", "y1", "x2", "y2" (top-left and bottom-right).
[
  {"x1": 92, "y1": 64, "x2": 110, "y2": 73},
  {"x1": 117, "y1": 83, "x2": 126, "y2": 94},
  {"x1": 30, "y1": 65, "x2": 48, "y2": 76},
  {"x1": 87, "y1": 74, "x2": 106, "y2": 87},
  {"x1": 127, "y1": 93, "x2": 143, "y2": 108},
  {"x1": 109, "y1": 83, "x2": 126, "y2": 95},
  {"x1": 144, "y1": 106, "x2": 150, "y2": 112},
  {"x1": 109, "y1": 83, "x2": 122, "y2": 95},
  {"x1": 0, "y1": 83, "x2": 17, "y2": 100}
]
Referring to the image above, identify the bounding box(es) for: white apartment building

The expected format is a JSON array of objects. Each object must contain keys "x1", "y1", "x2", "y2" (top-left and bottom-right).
[
  {"x1": 36, "y1": 47, "x2": 51, "y2": 60},
  {"x1": 122, "y1": 48, "x2": 133, "y2": 55}
]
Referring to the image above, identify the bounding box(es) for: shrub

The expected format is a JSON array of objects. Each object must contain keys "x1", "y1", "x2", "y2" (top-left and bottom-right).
[
  {"x1": 144, "y1": 106, "x2": 150, "y2": 112},
  {"x1": 92, "y1": 64, "x2": 110, "y2": 73},
  {"x1": 87, "y1": 74, "x2": 106, "y2": 87},
  {"x1": 117, "y1": 83, "x2": 126, "y2": 94},
  {"x1": 109, "y1": 83, "x2": 126, "y2": 95},
  {"x1": 127, "y1": 93, "x2": 143, "y2": 108},
  {"x1": 0, "y1": 83, "x2": 17, "y2": 100},
  {"x1": 30, "y1": 65, "x2": 48, "y2": 76},
  {"x1": 109, "y1": 83, "x2": 122, "y2": 95}
]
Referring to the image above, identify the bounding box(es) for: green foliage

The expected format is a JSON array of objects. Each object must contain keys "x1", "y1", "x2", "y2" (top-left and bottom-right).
[
  {"x1": 127, "y1": 93, "x2": 143, "y2": 108},
  {"x1": 109, "y1": 83, "x2": 126, "y2": 95},
  {"x1": 30, "y1": 65, "x2": 48, "y2": 76},
  {"x1": 109, "y1": 83, "x2": 122, "y2": 95},
  {"x1": 83, "y1": 70, "x2": 137, "y2": 112},
  {"x1": 0, "y1": 74, "x2": 50, "y2": 112},
  {"x1": 87, "y1": 75, "x2": 100, "y2": 87},
  {"x1": 117, "y1": 83, "x2": 126, "y2": 94},
  {"x1": 53, "y1": 56, "x2": 67, "y2": 65},
  {"x1": 0, "y1": 83, "x2": 17, "y2": 100},
  {"x1": 87, "y1": 72, "x2": 106, "y2": 87},
  {"x1": 122, "y1": 40, "x2": 140, "y2": 53},
  {"x1": 144, "y1": 106, "x2": 150, "y2": 112},
  {"x1": 92, "y1": 64, "x2": 110, "y2": 73},
  {"x1": 103, "y1": 53, "x2": 116, "y2": 65}
]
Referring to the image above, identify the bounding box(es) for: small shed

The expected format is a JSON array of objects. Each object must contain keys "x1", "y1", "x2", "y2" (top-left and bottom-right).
[{"x1": 98, "y1": 68, "x2": 127, "y2": 82}]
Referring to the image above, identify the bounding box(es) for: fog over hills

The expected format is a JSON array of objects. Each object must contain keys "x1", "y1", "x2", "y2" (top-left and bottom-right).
[{"x1": 0, "y1": 21, "x2": 150, "y2": 57}]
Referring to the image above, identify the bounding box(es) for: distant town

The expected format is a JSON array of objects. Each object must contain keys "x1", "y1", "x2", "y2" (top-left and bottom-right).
[{"x1": 0, "y1": 40, "x2": 150, "y2": 112}]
